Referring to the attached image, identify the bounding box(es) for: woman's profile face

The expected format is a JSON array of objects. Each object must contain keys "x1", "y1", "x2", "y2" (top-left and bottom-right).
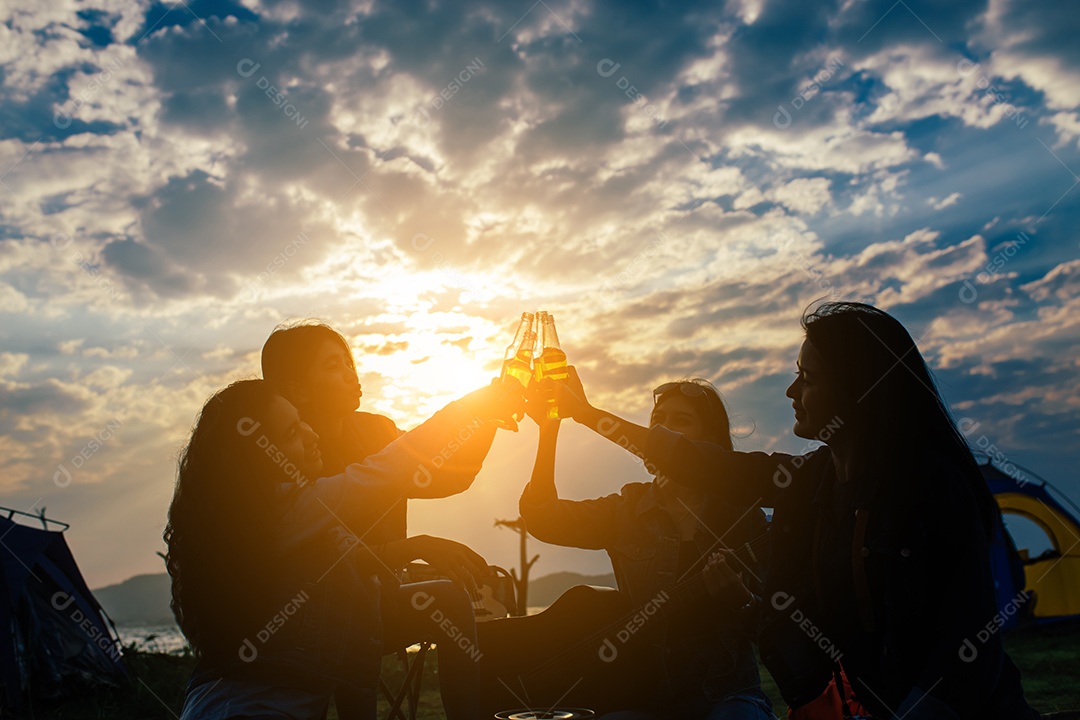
[
  {"x1": 650, "y1": 394, "x2": 710, "y2": 443},
  {"x1": 259, "y1": 394, "x2": 323, "y2": 482},
  {"x1": 785, "y1": 340, "x2": 846, "y2": 441},
  {"x1": 300, "y1": 338, "x2": 362, "y2": 415}
]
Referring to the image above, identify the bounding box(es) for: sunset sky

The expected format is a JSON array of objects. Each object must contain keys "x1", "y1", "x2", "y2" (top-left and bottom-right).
[{"x1": 1, "y1": 0, "x2": 1078, "y2": 591}]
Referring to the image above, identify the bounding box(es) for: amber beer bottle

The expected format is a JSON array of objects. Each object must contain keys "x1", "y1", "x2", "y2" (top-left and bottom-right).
[
  {"x1": 535, "y1": 311, "x2": 568, "y2": 419},
  {"x1": 501, "y1": 312, "x2": 536, "y2": 388},
  {"x1": 496, "y1": 313, "x2": 536, "y2": 428}
]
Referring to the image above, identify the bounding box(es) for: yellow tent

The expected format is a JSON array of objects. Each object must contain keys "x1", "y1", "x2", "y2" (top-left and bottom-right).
[{"x1": 985, "y1": 460, "x2": 1080, "y2": 620}]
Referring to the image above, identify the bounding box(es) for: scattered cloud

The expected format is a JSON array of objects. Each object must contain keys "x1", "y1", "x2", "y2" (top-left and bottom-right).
[{"x1": 0, "y1": 0, "x2": 1077, "y2": 587}]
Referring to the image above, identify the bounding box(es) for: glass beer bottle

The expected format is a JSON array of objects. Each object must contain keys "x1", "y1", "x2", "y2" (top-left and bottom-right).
[
  {"x1": 535, "y1": 311, "x2": 568, "y2": 419},
  {"x1": 496, "y1": 312, "x2": 535, "y2": 428},
  {"x1": 501, "y1": 312, "x2": 536, "y2": 388}
]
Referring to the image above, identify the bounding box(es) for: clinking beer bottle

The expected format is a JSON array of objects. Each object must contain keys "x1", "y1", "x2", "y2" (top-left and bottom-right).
[
  {"x1": 501, "y1": 312, "x2": 536, "y2": 388},
  {"x1": 535, "y1": 311, "x2": 568, "y2": 420},
  {"x1": 496, "y1": 312, "x2": 536, "y2": 428}
]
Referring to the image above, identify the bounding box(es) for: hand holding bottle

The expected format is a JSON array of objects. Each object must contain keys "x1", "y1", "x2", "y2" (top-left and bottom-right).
[
  {"x1": 496, "y1": 311, "x2": 571, "y2": 423},
  {"x1": 495, "y1": 312, "x2": 536, "y2": 429},
  {"x1": 551, "y1": 365, "x2": 592, "y2": 422},
  {"x1": 524, "y1": 378, "x2": 560, "y2": 428}
]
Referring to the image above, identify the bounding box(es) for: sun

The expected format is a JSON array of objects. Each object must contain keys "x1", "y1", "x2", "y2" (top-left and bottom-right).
[
  {"x1": 348, "y1": 308, "x2": 511, "y2": 427},
  {"x1": 303, "y1": 251, "x2": 539, "y2": 426}
]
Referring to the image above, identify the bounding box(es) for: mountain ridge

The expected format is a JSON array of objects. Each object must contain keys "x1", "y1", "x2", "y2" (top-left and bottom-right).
[{"x1": 94, "y1": 570, "x2": 618, "y2": 625}]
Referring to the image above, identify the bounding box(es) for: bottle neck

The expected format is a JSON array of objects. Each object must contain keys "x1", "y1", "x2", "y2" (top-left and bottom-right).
[{"x1": 542, "y1": 317, "x2": 561, "y2": 350}]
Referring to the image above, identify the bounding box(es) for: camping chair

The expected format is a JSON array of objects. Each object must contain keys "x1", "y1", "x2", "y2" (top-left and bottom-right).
[
  {"x1": 380, "y1": 642, "x2": 433, "y2": 720},
  {"x1": 379, "y1": 565, "x2": 516, "y2": 720}
]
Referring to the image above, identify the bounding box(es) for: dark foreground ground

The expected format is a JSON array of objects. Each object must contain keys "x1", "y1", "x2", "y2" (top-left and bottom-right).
[{"x1": 23, "y1": 619, "x2": 1080, "y2": 719}]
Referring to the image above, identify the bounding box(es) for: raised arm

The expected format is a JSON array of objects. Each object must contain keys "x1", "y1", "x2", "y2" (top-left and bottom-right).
[
  {"x1": 518, "y1": 384, "x2": 621, "y2": 550},
  {"x1": 384, "y1": 378, "x2": 518, "y2": 499},
  {"x1": 552, "y1": 366, "x2": 653, "y2": 461},
  {"x1": 413, "y1": 414, "x2": 497, "y2": 499},
  {"x1": 277, "y1": 380, "x2": 523, "y2": 550},
  {"x1": 553, "y1": 366, "x2": 802, "y2": 508}
]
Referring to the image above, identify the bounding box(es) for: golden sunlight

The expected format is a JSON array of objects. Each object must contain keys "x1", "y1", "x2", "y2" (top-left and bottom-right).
[{"x1": 350, "y1": 306, "x2": 507, "y2": 425}]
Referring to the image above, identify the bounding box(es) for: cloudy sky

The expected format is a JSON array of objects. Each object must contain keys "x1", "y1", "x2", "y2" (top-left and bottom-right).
[{"x1": 1, "y1": 0, "x2": 1078, "y2": 590}]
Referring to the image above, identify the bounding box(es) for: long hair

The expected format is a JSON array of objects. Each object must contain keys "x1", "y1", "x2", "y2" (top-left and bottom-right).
[
  {"x1": 801, "y1": 302, "x2": 996, "y2": 535},
  {"x1": 654, "y1": 378, "x2": 734, "y2": 450},
  {"x1": 261, "y1": 321, "x2": 354, "y2": 396},
  {"x1": 164, "y1": 379, "x2": 284, "y2": 659}
]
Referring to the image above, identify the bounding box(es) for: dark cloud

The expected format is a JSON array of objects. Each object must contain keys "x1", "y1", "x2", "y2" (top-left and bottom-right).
[
  {"x1": 830, "y1": 0, "x2": 989, "y2": 51},
  {"x1": 1, "y1": 0, "x2": 1079, "y2": 580},
  {"x1": 159, "y1": 88, "x2": 232, "y2": 132},
  {"x1": 0, "y1": 380, "x2": 89, "y2": 432},
  {"x1": 980, "y1": 1, "x2": 1080, "y2": 69},
  {"x1": 100, "y1": 238, "x2": 196, "y2": 297},
  {"x1": 714, "y1": 0, "x2": 845, "y2": 127},
  {"x1": 97, "y1": 170, "x2": 338, "y2": 298},
  {"x1": 935, "y1": 354, "x2": 1080, "y2": 485}
]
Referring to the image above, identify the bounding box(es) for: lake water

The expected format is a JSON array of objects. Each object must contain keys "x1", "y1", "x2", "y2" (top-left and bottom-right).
[
  {"x1": 117, "y1": 624, "x2": 189, "y2": 654},
  {"x1": 117, "y1": 607, "x2": 549, "y2": 656}
]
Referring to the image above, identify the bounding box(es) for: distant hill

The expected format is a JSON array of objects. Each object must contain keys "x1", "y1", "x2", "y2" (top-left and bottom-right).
[
  {"x1": 93, "y1": 573, "x2": 175, "y2": 626},
  {"x1": 527, "y1": 571, "x2": 616, "y2": 607},
  {"x1": 93, "y1": 569, "x2": 617, "y2": 624}
]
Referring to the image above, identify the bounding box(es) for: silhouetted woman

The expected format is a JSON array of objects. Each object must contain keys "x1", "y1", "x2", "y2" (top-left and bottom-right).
[
  {"x1": 519, "y1": 378, "x2": 773, "y2": 719},
  {"x1": 166, "y1": 378, "x2": 519, "y2": 720},
  {"x1": 260, "y1": 321, "x2": 501, "y2": 719},
  {"x1": 552, "y1": 302, "x2": 1038, "y2": 720}
]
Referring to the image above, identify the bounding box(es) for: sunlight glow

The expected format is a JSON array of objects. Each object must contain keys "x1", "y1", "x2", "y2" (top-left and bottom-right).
[{"x1": 349, "y1": 308, "x2": 508, "y2": 427}]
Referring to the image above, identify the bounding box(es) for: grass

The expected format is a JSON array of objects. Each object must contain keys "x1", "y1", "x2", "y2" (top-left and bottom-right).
[
  {"x1": 1002, "y1": 619, "x2": 1080, "y2": 715},
  {"x1": 18, "y1": 646, "x2": 193, "y2": 720},
  {"x1": 756, "y1": 619, "x2": 1080, "y2": 716},
  {"x1": 19, "y1": 621, "x2": 1080, "y2": 719}
]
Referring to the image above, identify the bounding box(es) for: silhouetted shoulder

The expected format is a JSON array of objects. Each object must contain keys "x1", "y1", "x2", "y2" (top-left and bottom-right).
[
  {"x1": 347, "y1": 411, "x2": 403, "y2": 444},
  {"x1": 616, "y1": 481, "x2": 654, "y2": 502}
]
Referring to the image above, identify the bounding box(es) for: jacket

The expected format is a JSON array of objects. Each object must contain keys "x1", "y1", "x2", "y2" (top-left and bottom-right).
[
  {"x1": 642, "y1": 426, "x2": 1038, "y2": 720},
  {"x1": 519, "y1": 478, "x2": 769, "y2": 702},
  {"x1": 324, "y1": 408, "x2": 496, "y2": 548},
  {"x1": 186, "y1": 399, "x2": 496, "y2": 693}
]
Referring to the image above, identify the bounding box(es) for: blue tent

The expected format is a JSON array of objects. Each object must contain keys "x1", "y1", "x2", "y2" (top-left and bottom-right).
[
  {"x1": 984, "y1": 487, "x2": 1030, "y2": 631},
  {"x1": 0, "y1": 507, "x2": 127, "y2": 711},
  {"x1": 980, "y1": 458, "x2": 1080, "y2": 625}
]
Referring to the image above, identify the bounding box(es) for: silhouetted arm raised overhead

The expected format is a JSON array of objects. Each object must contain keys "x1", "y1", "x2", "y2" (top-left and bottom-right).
[
  {"x1": 642, "y1": 425, "x2": 806, "y2": 508},
  {"x1": 276, "y1": 382, "x2": 521, "y2": 551},
  {"x1": 382, "y1": 378, "x2": 517, "y2": 498},
  {"x1": 380, "y1": 404, "x2": 497, "y2": 500},
  {"x1": 419, "y1": 413, "x2": 497, "y2": 499},
  {"x1": 518, "y1": 420, "x2": 620, "y2": 550},
  {"x1": 553, "y1": 366, "x2": 805, "y2": 508}
]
